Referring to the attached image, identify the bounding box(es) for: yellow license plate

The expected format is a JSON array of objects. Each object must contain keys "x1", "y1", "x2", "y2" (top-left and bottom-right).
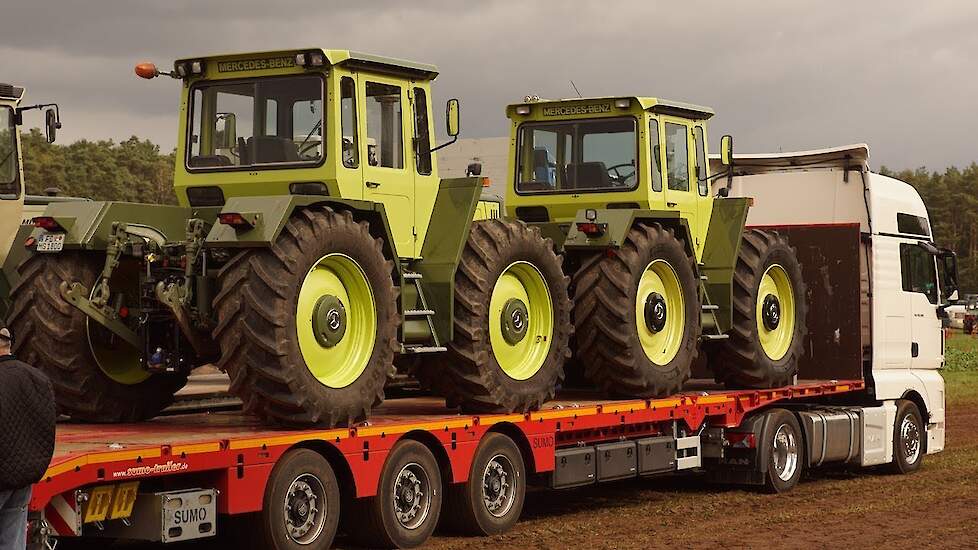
[{"x1": 83, "y1": 482, "x2": 139, "y2": 523}]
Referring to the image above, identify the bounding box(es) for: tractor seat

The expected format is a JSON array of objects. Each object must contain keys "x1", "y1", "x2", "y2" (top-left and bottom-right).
[
  {"x1": 247, "y1": 136, "x2": 300, "y2": 164},
  {"x1": 565, "y1": 162, "x2": 609, "y2": 189}
]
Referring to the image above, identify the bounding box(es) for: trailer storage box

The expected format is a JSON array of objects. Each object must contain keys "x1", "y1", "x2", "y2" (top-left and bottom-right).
[
  {"x1": 595, "y1": 441, "x2": 637, "y2": 481},
  {"x1": 637, "y1": 436, "x2": 676, "y2": 474},
  {"x1": 552, "y1": 447, "x2": 596, "y2": 488}
]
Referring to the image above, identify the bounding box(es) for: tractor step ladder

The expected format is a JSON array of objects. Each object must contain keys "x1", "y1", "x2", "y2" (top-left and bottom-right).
[
  {"x1": 697, "y1": 267, "x2": 727, "y2": 342},
  {"x1": 401, "y1": 270, "x2": 447, "y2": 354}
]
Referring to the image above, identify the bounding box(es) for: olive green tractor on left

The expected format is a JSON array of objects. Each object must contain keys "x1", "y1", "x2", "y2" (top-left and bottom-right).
[{"x1": 7, "y1": 49, "x2": 570, "y2": 426}]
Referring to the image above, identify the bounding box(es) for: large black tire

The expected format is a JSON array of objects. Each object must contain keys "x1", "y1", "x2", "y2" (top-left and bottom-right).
[
  {"x1": 712, "y1": 229, "x2": 807, "y2": 388},
  {"x1": 214, "y1": 207, "x2": 399, "y2": 427},
  {"x1": 228, "y1": 448, "x2": 341, "y2": 550},
  {"x1": 574, "y1": 222, "x2": 700, "y2": 398},
  {"x1": 7, "y1": 254, "x2": 187, "y2": 422},
  {"x1": 442, "y1": 432, "x2": 526, "y2": 536},
  {"x1": 417, "y1": 219, "x2": 572, "y2": 413},
  {"x1": 761, "y1": 408, "x2": 804, "y2": 493},
  {"x1": 888, "y1": 400, "x2": 924, "y2": 474},
  {"x1": 350, "y1": 439, "x2": 443, "y2": 548}
]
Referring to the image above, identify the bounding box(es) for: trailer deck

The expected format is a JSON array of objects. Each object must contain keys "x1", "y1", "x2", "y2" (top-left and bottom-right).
[{"x1": 32, "y1": 378, "x2": 862, "y2": 528}]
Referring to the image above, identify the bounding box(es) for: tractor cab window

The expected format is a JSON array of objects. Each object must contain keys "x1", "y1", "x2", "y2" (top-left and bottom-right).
[
  {"x1": 365, "y1": 82, "x2": 404, "y2": 169},
  {"x1": 187, "y1": 75, "x2": 323, "y2": 170},
  {"x1": 900, "y1": 243, "x2": 938, "y2": 304},
  {"x1": 516, "y1": 117, "x2": 637, "y2": 194},
  {"x1": 665, "y1": 123, "x2": 689, "y2": 192},
  {"x1": 0, "y1": 107, "x2": 18, "y2": 196}
]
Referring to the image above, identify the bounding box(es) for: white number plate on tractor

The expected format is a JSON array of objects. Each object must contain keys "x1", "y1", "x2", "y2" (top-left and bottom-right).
[{"x1": 36, "y1": 233, "x2": 65, "y2": 252}]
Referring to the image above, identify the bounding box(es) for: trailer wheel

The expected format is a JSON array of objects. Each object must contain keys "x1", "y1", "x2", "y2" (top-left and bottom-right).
[
  {"x1": 8, "y1": 253, "x2": 187, "y2": 422},
  {"x1": 889, "y1": 400, "x2": 924, "y2": 474},
  {"x1": 713, "y1": 229, "x2": 807, "y2": 389},
  {"x1": 215, "y1": 206, "x2": 399, "y2": 427},
  {"x1": 232, "y1": 448, "x2": 340, "y2": 550},
  {"x1": 419, "y1": 219, "x2": 572, "y2": 413},
  {"x1": 351, "y1": 439, "x2": 442, "y2": 548},
  {"x1": 443, "y1": 432, "x2": 526, "y2": 536},
  {"x1": 574, "y1": 222, "x2": 700, "y2": 397},
  {"x1": 762, "y1": 408, "x2": 804, "y2": 493}
]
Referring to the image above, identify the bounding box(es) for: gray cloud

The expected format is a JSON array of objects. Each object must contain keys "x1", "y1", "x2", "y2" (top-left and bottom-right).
[{"x1": 2, "y1": 0, "x2": 976, "y2": 169}]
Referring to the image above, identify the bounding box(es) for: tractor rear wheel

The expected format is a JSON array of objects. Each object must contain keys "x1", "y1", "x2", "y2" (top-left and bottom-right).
[
  {"x1": 574, "y1": 222, "x2": 700, "y2": 397},
  {"x1": 8, "y1": 253, "x2": 187, "y2": 422},
  {"x1": 712, "y1": 229, "x2": 807, "y2": 388},
  {"x1": 214, "y1": 206, "x2": 399, "y2": 427},
  {"x1": 418, "y1": 219, "x2": 571, "y2": 413}
]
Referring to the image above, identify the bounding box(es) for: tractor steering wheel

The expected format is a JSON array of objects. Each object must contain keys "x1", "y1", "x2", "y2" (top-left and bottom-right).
[{"x1": 606, "y1": 163, "x2": 636, "y2": 187}]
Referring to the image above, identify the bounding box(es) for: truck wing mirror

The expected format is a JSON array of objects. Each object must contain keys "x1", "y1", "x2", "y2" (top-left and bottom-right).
[
  {"x1": 938, "y1": 248, "x2": 959, "y2": 304},
  {"x1": 44, "y1": 107, "x2": 61, "y2": 144}
]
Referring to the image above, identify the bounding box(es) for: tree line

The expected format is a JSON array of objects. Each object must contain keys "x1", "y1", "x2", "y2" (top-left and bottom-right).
[{"x1": 17, "y1": 130, "x2": 978, "y2": 293}]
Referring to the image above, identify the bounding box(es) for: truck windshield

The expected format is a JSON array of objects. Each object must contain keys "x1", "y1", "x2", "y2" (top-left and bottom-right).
[
  {"x1": 0, "y1": 107, "x2": 17, "y2": 193},
  {"x1": 187, "y1": 75, "x2": 324, "y2": 170},
  {"x1": 516, "y1": 117, "x2": 637, "y2": 194}
]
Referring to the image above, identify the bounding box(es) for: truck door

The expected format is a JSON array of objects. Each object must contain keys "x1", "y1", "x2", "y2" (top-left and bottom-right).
[
  {"x1": 899, "y1": 241, "x2": 943, "y2": 370},
  {"x1": 362, "y1": 78, "x2": 416, "y2": 259},
  {"x1": 662, "y1": 119, "x2": 697, "y2": 250}
]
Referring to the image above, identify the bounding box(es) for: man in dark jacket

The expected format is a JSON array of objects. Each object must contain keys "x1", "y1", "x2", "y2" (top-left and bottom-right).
[{"x1": 0, "y1": 325, "x2": 56, "y2": 549}]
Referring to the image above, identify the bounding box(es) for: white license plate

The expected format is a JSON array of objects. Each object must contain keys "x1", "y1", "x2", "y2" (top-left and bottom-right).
[{"x1": 36, "y1": 233, "x2": 65, "y2": 252}]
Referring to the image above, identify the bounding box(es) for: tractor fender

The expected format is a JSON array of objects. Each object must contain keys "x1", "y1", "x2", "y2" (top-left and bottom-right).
[
  {"x1": 205, "y1": 195, "x2": 399, "y2": 260},
  {"x1": 28, "y1": 201, "x2": 193, "y2": 250},
  {"x1": 562, "y1": 208, "x2": 697, "y2": 259}
]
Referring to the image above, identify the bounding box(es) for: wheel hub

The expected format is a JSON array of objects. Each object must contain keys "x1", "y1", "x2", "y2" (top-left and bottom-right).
[
  {"x1": 762, "y1": 294, "x2": 781, "y2": 331},
  {"x1": 284, "y1": 476, "x2": 326, "y2": 544},
  {"x1": 393, "y1": 465, "x2": 429, "y2": 529},
  {"x1": 500, "y1": 298, "x2": 530, "y2": 345},
  {"x1": 901, "y1": 414, "x2": 921, "y2": 463},
  {"x1": 644, "y1": 292, "x2": 668, "y2": 333},
  {"x1": 312, "y1": 295, "x2": 347, "y2": 348},
  {"x1": 482, "y1": 455, "x2": 516, "y2": 518}
]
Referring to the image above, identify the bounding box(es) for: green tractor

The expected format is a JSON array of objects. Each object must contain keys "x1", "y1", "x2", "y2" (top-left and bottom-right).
[
  {"x1": 504, "y1": 96, "x2": 807, "y2": 396},
  {"x1": 7, "y1": 49, "x2": 572, "y2": 426}
]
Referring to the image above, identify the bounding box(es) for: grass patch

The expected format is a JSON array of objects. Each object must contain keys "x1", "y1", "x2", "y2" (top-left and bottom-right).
[
  {"x1": 945, "y1": 371, "x2": 978, "y2": 406},
  {"x1": 943, "y1": 332, "x2": 978, "y2": 372}
]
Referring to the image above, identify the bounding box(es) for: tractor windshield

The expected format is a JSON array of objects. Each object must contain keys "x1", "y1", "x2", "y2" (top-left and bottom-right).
[
  {"x1": 187, "y1": 75, "x2": 324, "y2": 170},
  {"x1": 0, "y1": 107, "x2": 17, "y2": 194},
  {"x1": 515, "y1": 117, "x2": 637, "y2": 194}
]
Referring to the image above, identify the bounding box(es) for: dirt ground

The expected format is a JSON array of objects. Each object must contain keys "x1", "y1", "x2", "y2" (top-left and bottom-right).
[{"x1": 60, "y1": 374, "x2": 978, "y2": 550}]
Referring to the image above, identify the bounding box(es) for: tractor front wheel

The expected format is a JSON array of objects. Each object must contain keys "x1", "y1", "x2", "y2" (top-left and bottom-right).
[
  {"x1": 8, "y1": 253, "x2": 186, "y2": 422},
  {"x1": 214, "y1": 207, "x2": 399, "y2": 427}
]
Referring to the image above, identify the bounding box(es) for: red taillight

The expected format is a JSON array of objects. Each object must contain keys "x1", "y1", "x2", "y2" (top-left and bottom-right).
[
  {"x1": 725, "y1": 432, "x2": 756, "y2": 449},
  {"x1": 576, "y1": 222, "x2": 606, "y2": 237},
  {"x1": 23, "y1": 236, "x2": 36, "y2": 248},
  {"x1": 218, "y1": 213, "x2": 253, "y2": 228},
  {"x1": 33, "y1": 217, "x2": 63, "y2": 231}
]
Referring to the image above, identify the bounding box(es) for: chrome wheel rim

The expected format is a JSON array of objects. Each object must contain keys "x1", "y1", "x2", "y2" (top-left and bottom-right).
[
  {"x1": 482, "y1": 454, "x2": 517, "y2": 518},
  {"x1": 772, "y1": 424, "x2": 799, "y2": 482},
  {"x1": 901, "y1": 413, "x2": 921, "y2": 464},
  {"x1": 284, "y1": 474, "x2": 327, "y2": 544},
  {"x1": 392, "y1": 462, "x2": 431, "y2": 530}
]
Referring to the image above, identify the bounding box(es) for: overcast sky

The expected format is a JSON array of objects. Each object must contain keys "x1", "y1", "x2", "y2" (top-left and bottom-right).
[{"x1": 2, "y1": 0, "x2": 976, "y2": 170}]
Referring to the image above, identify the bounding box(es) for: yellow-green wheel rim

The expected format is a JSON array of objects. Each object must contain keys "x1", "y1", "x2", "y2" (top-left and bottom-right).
[
  {"x1": 489, "y1": 261, "x2": 554, "y2": 380},
  {"x1": 756, "y1": 264, "x2": 795, "y2": 361},
  {"x1": 87, "y1": 261, "x2": 148, "y2": 385},
  {"x1": 635, "y1": 260, "x2": 685, "y2": 365},
  {"x1": 297, "y1": 253, "x2": 377, "y2": 388}
]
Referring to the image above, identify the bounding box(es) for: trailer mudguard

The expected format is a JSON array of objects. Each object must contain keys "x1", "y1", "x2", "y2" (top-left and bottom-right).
[{"x1": 27, "y1": 201, "x2": 195, "y2": 250}]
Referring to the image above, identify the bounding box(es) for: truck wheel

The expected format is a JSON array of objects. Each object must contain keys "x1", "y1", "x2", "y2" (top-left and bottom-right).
[
  {"x1": 574, "y1": 222, "x2": 699, "y2": 397},
  {"x1": 443, "y1": 432, "x2": 525, "y2": 536},
  {"x1": 762, "y1": 408, "x2": 804, "y2": 493},
  {"x1": 713, "y1": 229, "x2": 807, "y2": 388},
  {"x1": 215, "y1": 206, "x2": 399, "y2": 427},
  {"x1": 8, "y1": 253, "x2": 186, "y2": 422},
  {"x1": 889, "y1": 400, "x2": 924, "y2": 474},
  {"x1": 419, "y1": 219, "x2": 571, "y2": 413},
  {"x1": 233, "y1": 448, "x2": 340, "y2": 550},
  {"x1": 351, "y1": 439, "x2": 442, "y2": 548}
]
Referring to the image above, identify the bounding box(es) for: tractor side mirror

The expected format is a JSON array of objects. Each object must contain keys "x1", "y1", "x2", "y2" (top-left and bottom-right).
[
  {"x1": 44, "y1": 108, "x2": 61, "y2": 144},
  {"x1": 720, "y1": 134, "x2": 733, "y2": 166},
  {"x1": 446, "y1": 98, "x2": 460, "y2": 137},
  {"x1": 215, "y1": 113, "x2": 237, "y2": 150}
]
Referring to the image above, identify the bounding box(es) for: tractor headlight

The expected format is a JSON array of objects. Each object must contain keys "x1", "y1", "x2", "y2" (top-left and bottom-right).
[
  {"x1": 174, "y1": 62, "x2": 189, "y2": 78},
  {"x1": 614, "y1": 98, "x2": 631, "y2": 109},
  {"x1": 515, "y1": 105, "x2": 531, "y2": 115},
  {"x1": 308, "y1": 52, "x2": 325, "y2": 66},
  {"x1": 295, "y1": 53, "x2": 308, "y2": 66},
  {"x1": 190, "y1": 60, "x2": 204, "y2": 75}
]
